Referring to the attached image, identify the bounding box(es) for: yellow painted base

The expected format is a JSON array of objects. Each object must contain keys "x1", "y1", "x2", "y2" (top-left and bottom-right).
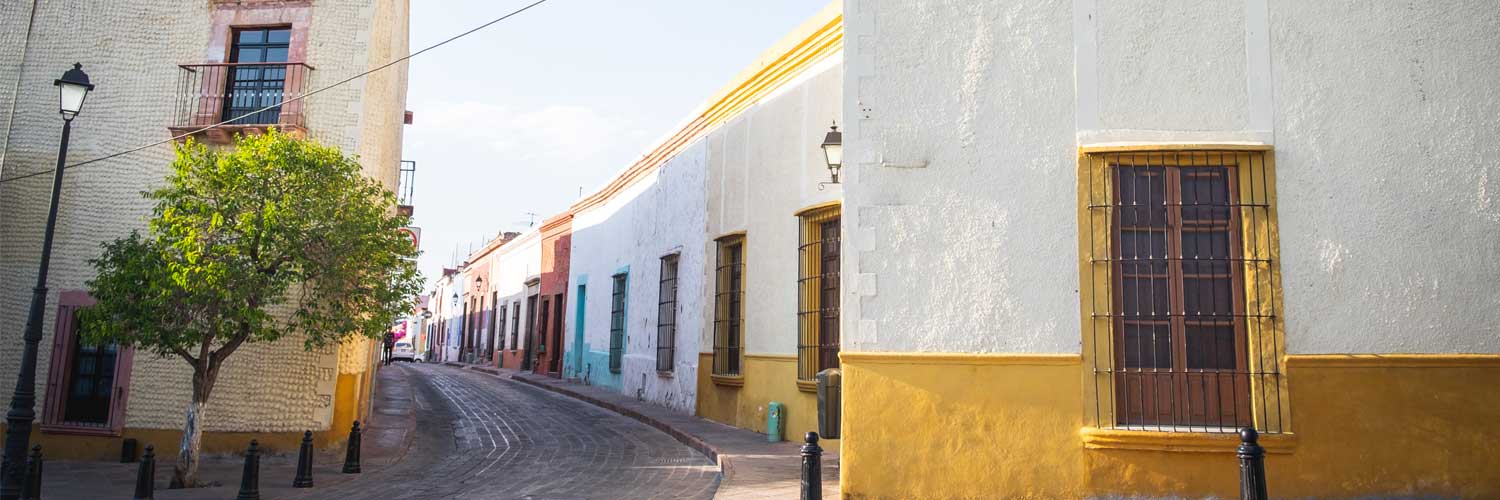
[
  {"x1": 839, "y1": 352, "x2": 1500, "y2": 499},
  {"x1": 0, "y1": 425, "x2": 346, "y2": 462},
  {"x1": 696, "y1": 353, "x2": 838, "y2": 446}
]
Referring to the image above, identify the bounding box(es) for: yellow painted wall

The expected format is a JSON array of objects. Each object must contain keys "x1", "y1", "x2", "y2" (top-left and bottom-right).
[
  {"x1": 0, "y1": 426, "x2": 347, "y2": 461},
  {"x1": 695, "y1": 353, "x2": 838, "y2": 446},
  {"x1": 840, "y1": 353, "x2": 1500, "y2": 499}
]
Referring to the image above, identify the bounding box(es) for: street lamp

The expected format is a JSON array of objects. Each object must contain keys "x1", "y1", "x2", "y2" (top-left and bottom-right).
[
  {"x1": 818, "y1": 122, "x2": 842, "y2": 190},
  {"x1": 2, "y1": 63, "x2": 94, "y2": 500}
]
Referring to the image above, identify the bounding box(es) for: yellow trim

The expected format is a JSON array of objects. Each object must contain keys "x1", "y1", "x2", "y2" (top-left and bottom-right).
[
  {"x1": 839, "y1": 351, "x2": 1083, "y2": 366},
  {"x1": 1285, "y1": 354, "x2": 1500, "y2": 368},
  {"x1": 714, "y1": 230, "x2": 747, "y2": 242},
  {"x1": 796, "y1": 378, "x2": 818, "y2": 393},
  {"x1": 793, "y1": 200, "x2": 842, "y2": 218},
  {"x1": 572, "y1": 2, "x2": 843, "y2": 215},
  {"x1": 745, "y1": 353, "x2": 797, "y2": 361},
  {"x1": 1079, "y1": 143, "x2": 1274, "y2": 154},
  {"x1": 710, "y1": 374, "x2": 745, "y2": 387},
  {"x1": 1080, "y1": 427, "x2": 1298, "y2": 454},
  {"x1": 1077, "y1": 146, "x2": 1289, "y2": 433},
  {"x1": 796, "y1": 206, "x2": 842, "y2": 380}
]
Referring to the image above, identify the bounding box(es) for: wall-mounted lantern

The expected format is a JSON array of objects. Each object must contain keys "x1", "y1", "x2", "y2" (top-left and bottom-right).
[{"x1": 819, "y1": 122, "x2": 842, "y2": 190}]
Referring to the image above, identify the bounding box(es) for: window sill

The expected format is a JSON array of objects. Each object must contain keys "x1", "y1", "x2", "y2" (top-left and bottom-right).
[
  {"x1": 710, "y1": 374, "x2": 744, "y2": 387},
  {"x1": 40, "y1": 422, "x2": 122, "y2": 437},
  {"x1": 657, "y1": 370, "x2": 674, "y2": 379},
  {"x1": 796, "y1": 379, "x2": 818, "y2": 393},
  {"x1": 1079, "y1": 427, "x2": 1297, "y2": 454}
]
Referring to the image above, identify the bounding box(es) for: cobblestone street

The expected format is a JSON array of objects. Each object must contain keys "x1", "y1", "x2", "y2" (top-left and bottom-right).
[
  {"x1": 307, "y1": 364, "x2": 720, "y2": 499},
  {"x1": 40, "y1": 363, "x2": 720, "y2": 499}
]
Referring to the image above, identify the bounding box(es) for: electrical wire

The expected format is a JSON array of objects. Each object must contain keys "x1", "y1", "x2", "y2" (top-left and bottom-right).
[{"x1": 0, "y1": 0, "x2": 550, "y2": 185}]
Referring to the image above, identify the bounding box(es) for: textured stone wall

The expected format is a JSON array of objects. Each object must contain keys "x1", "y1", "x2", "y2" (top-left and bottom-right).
[
  {"x1": 843, "y1": 0, "x2": 1500, "y2": 356},
  {"x1": 0, "y1": 0, "x2": 409, "y2": 432}
]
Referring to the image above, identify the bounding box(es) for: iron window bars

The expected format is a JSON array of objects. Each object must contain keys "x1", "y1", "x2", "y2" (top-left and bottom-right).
[
  {"x1": 657, "y1": 254, "x2": 680, "y2": 372},
  {"x1": 713, "y1": 235, "x2": 747, "y2": 376},
  {"x1": 797, "y1": 207, "x2": 841, "y2": 381},
  {"x1": 497, "y1": 305, "x2": 507, "y2": 356},
  {"x1": 609, "y1": 273, "x2": 627, "y2": 373},
  {"x1": 1083, "y1": 149, "x2": 1287, "y2": 434},
  {"x1": 510, "y1": 301, "x2": 521, "y2": 351}
]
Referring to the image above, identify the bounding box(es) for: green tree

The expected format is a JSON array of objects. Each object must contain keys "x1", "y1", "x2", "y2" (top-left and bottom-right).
[{"x1": 80, "y1": 130, "x2": 421, "y2": 488}]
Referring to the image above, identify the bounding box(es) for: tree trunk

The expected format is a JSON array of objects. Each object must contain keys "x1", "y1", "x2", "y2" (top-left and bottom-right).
[{"x1": 169, "y1": 367, "x2": 214, "y2": 488}]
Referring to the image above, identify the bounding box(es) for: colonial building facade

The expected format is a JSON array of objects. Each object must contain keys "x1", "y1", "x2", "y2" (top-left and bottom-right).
[
  {"x1": 0, "y1": 0, "x2": 410, "y2": 458},
  {"x1": 837, "y1": 0, "x2": 1500, "y2": 498}
]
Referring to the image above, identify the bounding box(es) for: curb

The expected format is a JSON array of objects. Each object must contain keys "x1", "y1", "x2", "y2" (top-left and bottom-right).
[{"x1": 445, "y1": 364, "x2": 738, "y2": 486}]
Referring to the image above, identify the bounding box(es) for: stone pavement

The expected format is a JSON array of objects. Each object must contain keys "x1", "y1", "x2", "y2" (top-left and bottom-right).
[
  {"x1": 41, "y1": 362, "x2": 719, "y2": 499},
  {"x1": 305, "y1": 363, "x2": 719, "y2": 499},
  {"x1": 448, "y1": 362, "x2": 841, "y2": 500},
  {"x1": 40, "y1": 360, "x2": 419, "y2": 499}
]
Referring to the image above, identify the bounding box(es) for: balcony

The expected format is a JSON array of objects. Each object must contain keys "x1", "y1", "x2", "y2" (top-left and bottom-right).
[{"x1": 170, "y1": 62, "x2": 314, "y2": 144}]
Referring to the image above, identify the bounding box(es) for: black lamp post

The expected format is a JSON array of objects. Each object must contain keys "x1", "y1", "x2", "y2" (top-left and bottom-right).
[
  {"x1": 818, "y1": 122, "x2": 842, "y2": 190},
  {"x1": 1, "y1": 63, "x2": 94, "y2": 500}
]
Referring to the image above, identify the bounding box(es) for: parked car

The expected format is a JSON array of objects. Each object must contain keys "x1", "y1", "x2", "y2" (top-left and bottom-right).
[{"x1": 390, "y1": 341, "x2": 418, "y2": 363}]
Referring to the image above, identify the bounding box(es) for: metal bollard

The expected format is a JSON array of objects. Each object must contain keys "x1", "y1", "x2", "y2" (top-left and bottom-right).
[
  {"x1": 1237, "y1": 427, "x2": 1268, "y2": 500},
  {"x1": 19, "y1": 445, "x2": 41, "y2": 500},
  {"x1": 293, "y1": 430, "x2": 315, "y2": 488},
  {"x1": 800, "y1": 432, "x2": 822, "y2": 500},
  {"x1": 342, "y1": 421, "x2": 362, "y2": 474},
  {"x1": 133, "y1": 445, "x2": 155, "y2": 500},
  {"x1": 235, "y1": 440, "x2": 260, "y2": 500}
]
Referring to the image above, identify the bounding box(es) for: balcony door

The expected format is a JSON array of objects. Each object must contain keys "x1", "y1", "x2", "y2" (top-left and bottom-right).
[{"x1": 225, "y1": 27, "x2": 290, "y2": 125}]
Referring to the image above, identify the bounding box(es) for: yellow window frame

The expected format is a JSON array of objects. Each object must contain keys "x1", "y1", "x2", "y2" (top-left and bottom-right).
[{"x1": 1077, "y1": 144, "x2": 1289, "y2": 436}]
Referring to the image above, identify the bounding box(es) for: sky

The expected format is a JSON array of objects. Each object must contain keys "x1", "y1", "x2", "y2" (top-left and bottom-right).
[{"x1": 403, "y1": 0, "x2": 829, "y2": 286}]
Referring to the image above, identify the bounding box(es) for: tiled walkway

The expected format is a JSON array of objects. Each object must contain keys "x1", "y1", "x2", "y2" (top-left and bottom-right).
[{"x1": 448, "y1": 362, "x2": 841, "y2": 500}]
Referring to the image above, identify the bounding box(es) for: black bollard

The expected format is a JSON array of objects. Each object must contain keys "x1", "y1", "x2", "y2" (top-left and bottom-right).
[
  {"x1": 235, "y1": 440, "x2": 260, "y2": 500},
  {"x1": 800, "y1": 432, "x2": 822, "y2": 500},
  {"x1": 293, "y1": 431, "x2": 314, "y2": 488},
  {"x1": 342, "y1": 421, "x2": 362, "y2": 474},
  {"x1": 1237, "y1": 427, "x2": 1268, "y2": 500},
  {"x1": 133, "y1": 445, "x2": 156, "y2": 500},
  {"x1": 19, "y1": 445, "x2": 41, "y2": 500}
]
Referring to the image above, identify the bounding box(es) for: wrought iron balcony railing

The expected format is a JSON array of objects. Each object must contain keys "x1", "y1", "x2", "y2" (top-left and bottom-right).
[{"x1": 171, "y1": 62, "x2": 314, "y2": 142}]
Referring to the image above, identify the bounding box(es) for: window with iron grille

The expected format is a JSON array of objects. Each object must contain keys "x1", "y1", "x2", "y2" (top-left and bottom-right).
[
  {"x1": 1082, "y1": 148, "x2": 1286, "y2": 434},
  {"x1": 225, "y1": 27, "x2": 291, "y2": 125},
  {"x1": 657, "y1": 254, "x2": 680, "y2": 372},
  {"x1": 797, "y1": 206, "x2": 841, "y2": 381},
  {"x1": 713, "y1": 235, "x2": 746, "y2": 376},
  {"x1": 497, "y1": 304, "x2": 507, "y2": 352},
  {"x1": 510, "y1": 301, "x2": 520, "y2": 350},
  {"x1": 609, "y1": 273, "x2": 627, "y2": 373}
]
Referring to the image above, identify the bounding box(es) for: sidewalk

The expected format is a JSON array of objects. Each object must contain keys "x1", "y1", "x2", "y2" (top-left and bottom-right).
[
  {"x1": 39, "y1": 363, "x2": 418, "y2": 499},
  {"x1": 444, "y1": 362, "x2": 841, "y2": 500}
]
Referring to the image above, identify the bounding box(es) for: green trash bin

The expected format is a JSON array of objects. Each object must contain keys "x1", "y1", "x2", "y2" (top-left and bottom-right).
[{"x1": 767, "y1": 401, "x2": 785, "y2": 442}]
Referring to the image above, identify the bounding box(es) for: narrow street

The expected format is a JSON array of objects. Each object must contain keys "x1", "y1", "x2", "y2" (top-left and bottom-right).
[{"x1": 307, "y1": 364, "x2": 720, "y2": 499}]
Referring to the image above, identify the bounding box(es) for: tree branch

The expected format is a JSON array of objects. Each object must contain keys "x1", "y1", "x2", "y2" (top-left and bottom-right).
[{"x1": 172, "y1": 347, "x2": 198, "y2": 367}]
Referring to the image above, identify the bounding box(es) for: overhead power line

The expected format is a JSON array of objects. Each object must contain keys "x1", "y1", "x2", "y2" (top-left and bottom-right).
[{"x1": 0, "y1": 0, "x2": 550, "y2": 185}]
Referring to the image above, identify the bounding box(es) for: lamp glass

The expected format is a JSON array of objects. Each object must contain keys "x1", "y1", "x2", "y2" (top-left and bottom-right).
[
  {"x1": 58, "y1": 82, "x2": 89, "y2": 116},
  {"x1": 821, "y1": 142, "x2": 843, "y2": 168}
]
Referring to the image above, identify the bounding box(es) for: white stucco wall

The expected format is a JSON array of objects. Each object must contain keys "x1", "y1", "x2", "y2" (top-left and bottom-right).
[
  {"x1": 704, "y1": 60, "x2": 843, "y2": 357},
  {"x1": 567, "y1": 141, "x2": 708, "y2": 413},
  {"x1": 843, "y1": 0, "x2": 1500, "y2": 355},
  {"x1": 490, "y1": 229, "x2": 540, "y2": 353}
]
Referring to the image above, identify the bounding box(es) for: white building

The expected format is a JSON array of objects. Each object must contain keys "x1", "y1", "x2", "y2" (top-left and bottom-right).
[
  {"x1": 567, "y1": 141, "x2": 708, "y2": 410},
  {"x1": 836, "y1": 0, "x2": 1500, "y2": 498}
]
